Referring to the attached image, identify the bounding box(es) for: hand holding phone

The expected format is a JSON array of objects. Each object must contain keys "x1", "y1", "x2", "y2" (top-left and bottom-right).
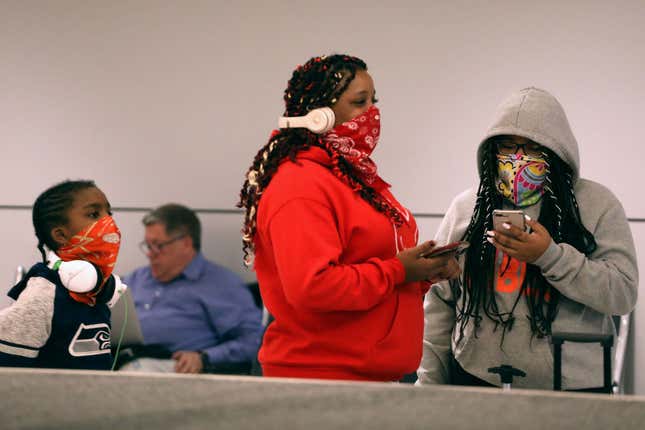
[{"x1": 423, "y1": 241, "x2": 469, "y2": 258}]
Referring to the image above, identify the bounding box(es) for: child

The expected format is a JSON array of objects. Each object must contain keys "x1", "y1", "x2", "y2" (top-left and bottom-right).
[{"x1": 0, "y1": 180, "x2": 125, "y2": 370}]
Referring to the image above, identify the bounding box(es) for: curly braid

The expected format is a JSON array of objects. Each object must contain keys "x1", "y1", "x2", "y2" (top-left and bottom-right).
[
  {"x1": 238, "y1": 54, "x2": 403, "y2": 265},
  {"x1": 454, "y1": 137, "x2": 597, "y2": 343}
]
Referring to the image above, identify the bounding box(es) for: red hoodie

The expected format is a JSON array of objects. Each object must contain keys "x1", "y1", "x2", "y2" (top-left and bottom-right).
[{"x1": 254, "y1": 146, "x2": 428, "y2": 381}]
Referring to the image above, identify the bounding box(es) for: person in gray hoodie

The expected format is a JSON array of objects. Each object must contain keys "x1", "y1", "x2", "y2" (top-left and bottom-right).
[{"x1": 416, "y1": 87, "x2": 638, "y2": 389}]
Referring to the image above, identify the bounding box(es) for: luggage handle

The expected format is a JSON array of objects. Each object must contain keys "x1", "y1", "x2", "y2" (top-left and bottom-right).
[{"x1": 551, "y1": 331, "x2": 613, "y2": 393}]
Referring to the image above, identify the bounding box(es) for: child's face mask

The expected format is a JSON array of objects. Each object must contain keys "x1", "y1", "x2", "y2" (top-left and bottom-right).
[
  {"x1": 57, "y1": 215, "x2": 121, "y2": 283},
  {"x1": 496, "y1": 153, "x2": 547, "y2": 207}
]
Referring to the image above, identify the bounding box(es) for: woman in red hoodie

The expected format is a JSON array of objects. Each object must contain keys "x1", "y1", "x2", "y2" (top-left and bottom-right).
[{"x1": 238, "y1": 54, "x2": 460, "y2": 381}]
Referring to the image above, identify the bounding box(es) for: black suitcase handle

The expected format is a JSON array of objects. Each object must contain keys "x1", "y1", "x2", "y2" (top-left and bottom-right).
[{"x1": 551, "y1": 332, "x2": 613, "y2": 393}]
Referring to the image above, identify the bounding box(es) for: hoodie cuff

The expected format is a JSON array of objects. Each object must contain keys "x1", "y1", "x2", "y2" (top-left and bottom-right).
[
  {"x1": 532, "y1": 240, "x2": 563, "y2": 271},
  {"x1": 385, "y1": 257, "x2": 407, "y2": 286}
]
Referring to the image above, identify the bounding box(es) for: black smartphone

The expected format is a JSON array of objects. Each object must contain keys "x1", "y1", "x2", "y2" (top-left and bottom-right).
[{"x1": 424, "y1": 241, "x2": 470, "y2": 258}]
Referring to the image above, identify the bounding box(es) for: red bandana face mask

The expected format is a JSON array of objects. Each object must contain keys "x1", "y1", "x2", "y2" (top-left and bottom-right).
[
  {"x1": 57, "y1": 215, "x2": 121, "y2": 305},
  {"x1": 322, "y1": 105, "x2": 381, "y2": 185}
]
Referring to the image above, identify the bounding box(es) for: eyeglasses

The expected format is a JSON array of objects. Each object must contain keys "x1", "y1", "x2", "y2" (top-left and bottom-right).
[
  {"x1": 138, "y1": 235, "x2": 186, "y2": 255},
  {"x1": 495, "y1": 140, "x2": 544, "y2": 157}
]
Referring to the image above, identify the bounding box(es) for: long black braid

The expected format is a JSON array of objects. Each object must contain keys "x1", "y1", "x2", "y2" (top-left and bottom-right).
[
  {"x1": 454, "y1": 137, "x2": 596, "y2": 343},
  {"x1": 238, "y1": 54, "x2": 403, "y2": 265},
  {"x1": 32, "y1": 180, "x2": 97, "y2": 263}
]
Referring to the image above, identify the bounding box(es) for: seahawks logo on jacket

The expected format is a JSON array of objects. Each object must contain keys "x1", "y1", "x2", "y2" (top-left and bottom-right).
[{"x1": 68, "y1": 323, "x2": 111, "y2": 357}]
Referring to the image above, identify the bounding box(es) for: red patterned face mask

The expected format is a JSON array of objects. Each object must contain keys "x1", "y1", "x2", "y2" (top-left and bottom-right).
[
  {"x1": 322, "y1": 105, "x2": 381, "y2": 185},
  {"x1": 57, "y1": 215, "x2": 121, "y2": 305}
]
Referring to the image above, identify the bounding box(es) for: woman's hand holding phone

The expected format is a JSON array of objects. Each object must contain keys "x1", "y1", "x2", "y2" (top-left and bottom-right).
[
  {"x1": 396, "y1": 241, "x2": 462, "y2": 283},
  {"x1": 487, "y1": 213, "x2": 552, "y2": 263}
]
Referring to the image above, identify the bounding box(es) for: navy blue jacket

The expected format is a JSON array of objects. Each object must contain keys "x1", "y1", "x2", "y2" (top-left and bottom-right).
[{"x1": 0, "y1": 263, "x2": 113, "y2": 370}]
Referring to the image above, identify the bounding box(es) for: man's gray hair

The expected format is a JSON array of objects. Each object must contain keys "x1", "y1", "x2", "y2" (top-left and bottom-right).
[{"x1": 143, "y1": 203, "x2": 201, "y2": 251}]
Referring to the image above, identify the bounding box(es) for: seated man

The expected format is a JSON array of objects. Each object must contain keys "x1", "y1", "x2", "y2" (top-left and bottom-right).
[{"x1": 120, "y1": 203, "x2": 262, "y2": 374}]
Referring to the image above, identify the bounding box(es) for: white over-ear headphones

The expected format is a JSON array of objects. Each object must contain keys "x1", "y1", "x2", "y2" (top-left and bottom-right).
[
  {"x1": 278, "y1": 107, "x2": 335, "y2": 134},
  {"x1": 46, "y1": 249, "x2": 100, "y2": 293}
]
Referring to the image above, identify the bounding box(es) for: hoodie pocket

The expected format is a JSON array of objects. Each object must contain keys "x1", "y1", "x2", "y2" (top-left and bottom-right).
[{"x1": 365, "y1": 289, "x2": 424, "y2": 377}]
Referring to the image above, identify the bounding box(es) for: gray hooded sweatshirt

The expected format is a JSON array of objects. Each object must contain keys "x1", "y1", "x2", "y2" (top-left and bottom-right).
[{"x1": 416, "y1": 87, "x2": 638, "y2": 389}]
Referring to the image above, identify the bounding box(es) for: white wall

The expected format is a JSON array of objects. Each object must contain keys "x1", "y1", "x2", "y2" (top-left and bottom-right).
[{"x1": 1, "y1": 0, "x2": 643, "y2": 392}]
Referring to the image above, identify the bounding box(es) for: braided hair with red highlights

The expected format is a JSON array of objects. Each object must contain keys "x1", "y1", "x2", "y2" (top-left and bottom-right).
[{"x1": 238, "y1": 54, "x2": 403, "y2": 265}]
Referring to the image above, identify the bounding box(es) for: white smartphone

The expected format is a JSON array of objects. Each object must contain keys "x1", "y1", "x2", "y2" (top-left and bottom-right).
[{"x1": 492, "y1": 209, "x2": 525, "y2": 231}]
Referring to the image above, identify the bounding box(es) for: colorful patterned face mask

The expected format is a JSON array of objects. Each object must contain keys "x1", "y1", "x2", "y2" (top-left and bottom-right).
[
  {"x1": 495, "y1": 153, "x2": 547, "y2": 207},
  {"x1": 57, "y1": 215, "x2": 121, "y2": 305},
  {"x1": 322, "y1": 105, "x2": 380, "y2": 184}
]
